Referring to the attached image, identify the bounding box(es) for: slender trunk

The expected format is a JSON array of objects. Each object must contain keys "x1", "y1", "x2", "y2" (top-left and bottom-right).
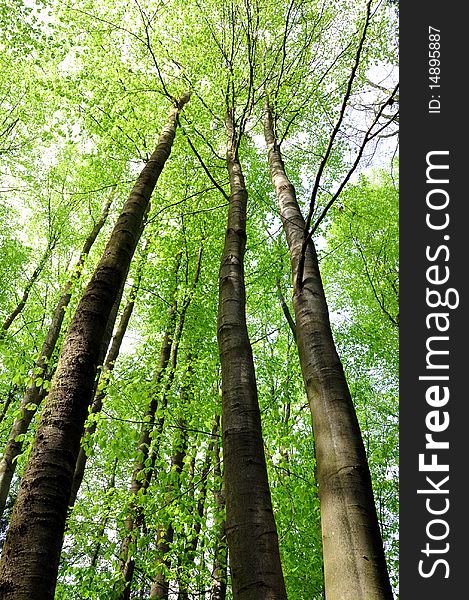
[
  {"x1": 149, "y1": 422, "x2": 189, "y2": 600},
  {"x1": 1, "y1": 242, "x2": 54, "y2": 334},
  {"x1": 89, "y1": 457, "x2": 118, "y2": 570},
  {"x1": 115, "y1": 248, "x2": 201, "y2": 599},
  {"x1": 0, "y1": 190, "x2": 116, "y2": 518},
  {"x1": 210, "y1": 530, "x2": 228, "y2": 600},
  {"x1": 210, "y1": 423, "x2": 227, "y2": 600},
  {"x1": 114, "y1": 252, "x2": 182, "y2": 600},
  {"x1": 0, "y1": 94, "x2": 190, "y2": 600},
  {"x1": 143, "y1": 246, "x2": 202, "y2": 489},
  {"x1": 0, "y1": 385, "x2": 17, "y2": 425},
  {"x1": 275, "y1": 277, "x2": 296, "y2": 341},
  {"x1": 217, "y1": 111, "x2": 286, "y2": 600},
  {"x1": 178, "y1": 421, "x2": 218, "y2": 600},
  {"x1": 69, "y1": 239, "x2": 150, "y2": 508},
  {"x1": 151, "y1": 525, "x2": 174, "y2": 600},
  {"x1": 264, "y1": 104, "x2": 392, "y2": 600}
]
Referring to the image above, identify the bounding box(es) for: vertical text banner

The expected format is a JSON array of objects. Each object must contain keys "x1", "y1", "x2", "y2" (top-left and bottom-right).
[{"x1": 400, "y1": 3, "x2": 466, "y2": 598}]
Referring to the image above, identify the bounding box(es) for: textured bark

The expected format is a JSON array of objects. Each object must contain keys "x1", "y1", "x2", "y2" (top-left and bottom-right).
[
  {"x1": 264, "y1": 105, "x2": 392, "y2": 600},
  {"x1": 210, "y1": 423, "x2": 227, "y2": 600},
  {"x1": 0, "y1": 94, "x2": 190, "y2": 600},
  {"x1": 0, "y1": 189, "x2": 115, "y2": 518},
  {"x1": 69, "y1": 239, "x2": 149, "y2": 509},
  {"x1": 1, "y1": 242, "x2": 54, "y2": 334},
  {"x1": 217, "y1": 111, "x2": 287, "y2": 600}
]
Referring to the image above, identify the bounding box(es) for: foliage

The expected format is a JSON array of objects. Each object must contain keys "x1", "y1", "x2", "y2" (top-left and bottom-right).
[{"x1": 0, "y1": 0, "x2": 398, "y2": 598}]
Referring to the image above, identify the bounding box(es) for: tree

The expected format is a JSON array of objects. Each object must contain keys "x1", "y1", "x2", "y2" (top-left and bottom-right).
[
  {"x1": 322, "y1": 169, "x2": 399, "y2": 589},
  {"x1": 0, "y1": 1, "x2": 398, "y2": 598},
  {"x1": 264, "y1": 100, "x2": 393, "y2": 599},
  {"x1": 0, "y1": 188, "x2": 116, "y2": 517},
  {"x1": 0, "y1": 93, "x2": 190, "y2": 599},
  {"x1": 217, "y1": 109, "x2": 287, "y2": 599},
  {"x1": 69, "y1": 236, "x2": 148, "y2": 509}
]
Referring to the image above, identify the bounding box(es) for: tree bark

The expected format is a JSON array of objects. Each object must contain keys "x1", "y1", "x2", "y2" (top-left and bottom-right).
[
  {"x1": 0, "y1": 94, "x2": 190, "y2": 600},
  {"x1": 69, "y1": 238, "x2": 150, "y2": 509},
  {"x1": 0, "y1": 189, "x2": 116, "y2": 518},
  {"x1": 264, "y1": 104, "x2": 393, "y2": 600},
  {"x1": 217, "y1": 110, "x2": 287, "y2": 600}
]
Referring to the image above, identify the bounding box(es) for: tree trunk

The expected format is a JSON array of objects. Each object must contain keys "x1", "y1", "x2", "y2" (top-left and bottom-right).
[
  {"x1": 217, "y1": 110, "x2": 287, "y2": 600},
  {"x1": 0, "y1": 189, "x2": 116, "y2": 518},
  {"x1": 114, "y1": 252, "x2": 182, "y2": 600},
  {"x1": 1, "y1": 241, "x2": 55, "y2": 334},
  {"x1": 0, "y1": 94, "x2": 190, "y2": 600},
  {"x1": 69, "y1": 238, "x2": 150, "y2": 509},
  {"x1": 149, "y1": 417, "x2": 189, "y2": 600},
  {"x1": 210, "y1": 422, "x2": 227, "y2": 600},
  {"x1": 178, "y1": 420, "x2": 218, "y2": 600},
  {"x1": 264, "y1": 104, "x2": 393, "y2": 600}
]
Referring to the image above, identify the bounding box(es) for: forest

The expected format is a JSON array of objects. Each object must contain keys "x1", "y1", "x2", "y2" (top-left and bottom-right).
[{"x1": 0, "y1": 0, "x2": 399, "y2": 598}]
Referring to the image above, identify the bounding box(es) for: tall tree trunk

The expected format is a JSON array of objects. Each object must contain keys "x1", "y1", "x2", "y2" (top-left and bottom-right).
[
  {"x1": 1, "y1": 240, "x2": 55, "y2": 334},
  {"x1": 0, "y1": 93, "x2": 190, "y2": 600},
  {"x1": 69, "y1": 238, "x2": 150, "y2": 509},
  {"x1": 217, "y1": 110, "x2": 286, "y2": 600},
  {"x1": 0, "y1": 189, "x2": 116, "y2": 518},
  {"x1": 264, "y1": 104, "x2": 393, "y2": 600},
  {"x1": 210, "y1": 421, "x2": 227, "y2": 600},
  {"x1": 178, "y1": 420, "x2": 218, "y2": 600}
]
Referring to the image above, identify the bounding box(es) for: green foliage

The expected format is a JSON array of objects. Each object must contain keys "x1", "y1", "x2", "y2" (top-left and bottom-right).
[{"x1": 0, "y1": 0, "x2": 398, "y2": 597}]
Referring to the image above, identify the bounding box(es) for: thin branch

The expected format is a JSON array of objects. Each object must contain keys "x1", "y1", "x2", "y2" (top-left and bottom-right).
[
  {"x1": 276, "y1": 277, "x2": 297, "y2": 341},
  {"x1": 352, "y1": 236, "x2": 399, "y2": 328},
  {"x1": 180, "y1": 126, "x2": 230, "y2": 201},
  {"x1": 303, "y1": 0, "x2": 373, "y2": 238},
  {"x1": 296, "y1": 82, "x2": 399, "y2": 288},
  {"x1": 309, "y1": 84, "x2": 399, "y2": 236}
]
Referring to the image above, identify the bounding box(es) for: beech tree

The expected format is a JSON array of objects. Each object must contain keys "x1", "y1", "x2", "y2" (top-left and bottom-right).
[
  {"x1": 263, "y1": 98, "x2": 393, "y2": 599},
  {"x1": 217, "y1": 107, "x2": 287, "y2": 598},
  {"x1": 0, "y1": 188, "x2": 116, "y2": 517},
  {"x1": 0, "y1": 0, "x2": 398, "y2": 598},
  {"x1": 0, "y1": 92, "x2": 190, "y2": 598}
]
